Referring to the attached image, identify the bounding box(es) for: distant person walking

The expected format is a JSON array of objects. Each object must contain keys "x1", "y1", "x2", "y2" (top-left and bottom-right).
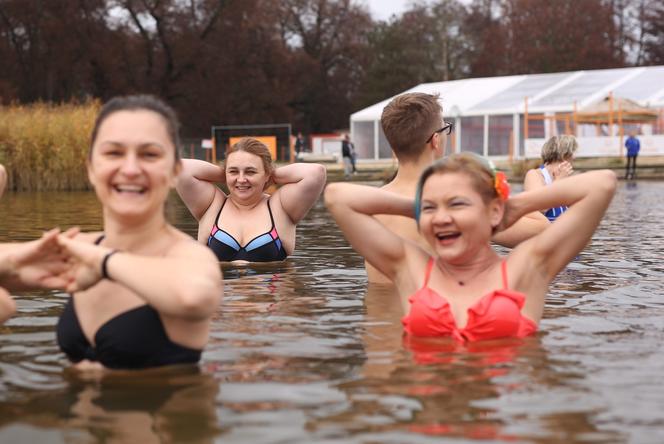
[
  {"x1": 625, "y1": 132, "x2": 640, "y2": 180},
  {"x1": 295, "y1": 132, "x2": 305, "y2": 160},
  {"x1": 341, "y1": 134, "x2": 357, "y2": 178}
]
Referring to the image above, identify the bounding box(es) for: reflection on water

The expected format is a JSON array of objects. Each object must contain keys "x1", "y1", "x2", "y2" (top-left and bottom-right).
[{"x1": 1, "y1": 183, "x2": 664, "y2": 443}]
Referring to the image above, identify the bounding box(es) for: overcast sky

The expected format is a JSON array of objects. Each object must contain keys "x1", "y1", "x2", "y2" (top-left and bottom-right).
[{"x1": 363, "y1": 0, "x2": 413, "y2": 21}]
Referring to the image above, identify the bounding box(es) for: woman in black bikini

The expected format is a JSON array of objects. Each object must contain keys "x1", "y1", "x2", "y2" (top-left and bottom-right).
[
  {"x1": 176, "y1": 138, "x2": 326, "y2": 263},
  {"x1": 54, "y1": 95, "x2": 222, "y2": 370}
]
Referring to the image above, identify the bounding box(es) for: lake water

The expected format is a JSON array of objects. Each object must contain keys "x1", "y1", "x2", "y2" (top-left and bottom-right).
[{"x1": 0, "y1": 181, "x2": 663, "y2": 443}]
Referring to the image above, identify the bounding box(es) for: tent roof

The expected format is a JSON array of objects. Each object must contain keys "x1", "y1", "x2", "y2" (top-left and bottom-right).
[
  {"x1": 576, "y1": 96, "x2": 659, "y2": 123},
  {"x1": 351, "y1": 66, "x2": 664, "y2": 122}
]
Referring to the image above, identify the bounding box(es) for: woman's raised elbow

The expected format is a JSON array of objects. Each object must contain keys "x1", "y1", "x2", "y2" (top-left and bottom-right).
[
  {"x1": 175, "y1": 269, "x2": 222, "y2": 318},
  {"x1": 596, "y1": 170, "x2": 618, "y2": 195}
]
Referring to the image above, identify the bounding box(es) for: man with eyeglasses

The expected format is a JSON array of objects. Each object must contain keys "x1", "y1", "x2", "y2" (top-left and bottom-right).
[{"x1": 365, "y1": 92, "x2": 549, "y2": 284}]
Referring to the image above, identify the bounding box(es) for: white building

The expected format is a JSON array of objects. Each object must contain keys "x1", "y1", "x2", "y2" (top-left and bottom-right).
[{"x1": 350, "y1": 66, "x2": 664, "y2": 160}]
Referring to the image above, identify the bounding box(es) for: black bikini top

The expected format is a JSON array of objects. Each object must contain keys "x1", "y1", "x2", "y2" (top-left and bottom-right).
[{"x1": 56, "y1": 235, "x2": 201, "y2": 370}]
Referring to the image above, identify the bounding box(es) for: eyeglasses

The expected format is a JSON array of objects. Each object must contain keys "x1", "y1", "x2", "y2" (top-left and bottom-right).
[{"x1": 425, "y1": 121, "x2": 454, "y2": 144}]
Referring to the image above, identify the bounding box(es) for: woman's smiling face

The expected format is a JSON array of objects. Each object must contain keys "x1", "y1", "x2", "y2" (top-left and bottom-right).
[
  {"x1": 225, "y1": 151, "x2": 270, "y2": 201},
  {"x1": 87, "y1": 110, "x2": 179, "y2": 220},
  {"x1": 418, "y1": 172, "x2": 502, "y2": 263}
]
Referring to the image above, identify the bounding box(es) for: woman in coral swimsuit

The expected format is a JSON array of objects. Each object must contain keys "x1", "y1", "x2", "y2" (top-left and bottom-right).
[{"x1": 325, "y1": 152, "x2": 616, "y2": 342}]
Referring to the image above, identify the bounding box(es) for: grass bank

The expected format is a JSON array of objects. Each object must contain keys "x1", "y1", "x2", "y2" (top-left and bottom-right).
[{"x1": 0, "y1": 101, "x2": 99, "y2": 191}]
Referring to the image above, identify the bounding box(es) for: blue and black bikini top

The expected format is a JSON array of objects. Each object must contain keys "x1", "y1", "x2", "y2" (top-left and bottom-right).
[{"x1": 207, "y1": 198, "x2": 288, "y2": 262}]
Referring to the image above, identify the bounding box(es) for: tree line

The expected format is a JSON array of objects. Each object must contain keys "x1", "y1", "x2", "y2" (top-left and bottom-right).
[{"x1": 1, "y1": 0, "x2": 662, "y2": 137}]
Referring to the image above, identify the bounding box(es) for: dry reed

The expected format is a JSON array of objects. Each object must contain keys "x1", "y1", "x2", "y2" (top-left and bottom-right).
[{"x1": 0, "y1": 101, "x2": 99, "y2": 191}]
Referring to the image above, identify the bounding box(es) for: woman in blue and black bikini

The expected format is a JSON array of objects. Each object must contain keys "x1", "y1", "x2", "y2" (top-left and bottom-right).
[{"x1": 176, "y1": 138, "x2": 326, "y2": 263}]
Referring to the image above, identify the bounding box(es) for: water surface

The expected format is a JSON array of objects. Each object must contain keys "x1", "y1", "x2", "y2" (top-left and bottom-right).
[{"x1": 0, "y1": 182, "x2": 662, "y2": 443}]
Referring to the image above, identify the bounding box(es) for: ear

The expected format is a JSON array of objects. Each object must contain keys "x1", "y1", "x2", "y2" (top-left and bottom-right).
[{"x1": 488, "y1": 198, "x2": 505, "y2": 230}]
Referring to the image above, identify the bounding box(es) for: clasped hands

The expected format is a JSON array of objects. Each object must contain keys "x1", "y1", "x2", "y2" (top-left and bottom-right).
[{"x1": 0, "y1": 228, "x2": 114, "y2": 293}]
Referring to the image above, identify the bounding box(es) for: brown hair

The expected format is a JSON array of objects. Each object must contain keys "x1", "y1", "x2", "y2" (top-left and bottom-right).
[
  {"x1": 415, "y1": 152, "x2": 498, "y2": 223},
  {"x1": 541, "y1": 135, "x2": 578, "y2": 164},
  {"x1": 225, "y1": 137, "x2": 274, "y2": 177},
  {"x1": 89, "y1": 94, "x2": 181, "y2": 161},
  {"x1": 380, "y1": 92, "x2": 442, "y2": 162}
]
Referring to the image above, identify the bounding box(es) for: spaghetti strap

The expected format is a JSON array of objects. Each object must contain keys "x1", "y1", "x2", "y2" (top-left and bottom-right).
[
  {"x1": 501, "y1": 259, "x2": 509, "y2": 289},
  {"x1": 422, "y1": 258, "x2": 434, "y2": 288},
  {"x1": 213, "y1": 198, "x2": 228, "y2": 229},
  {"x1": 266, "y1": 198, "x2": 276, "y2": 229},
  {"x1": 94, "y1": 235, "x2": 105, "y2": 245}
]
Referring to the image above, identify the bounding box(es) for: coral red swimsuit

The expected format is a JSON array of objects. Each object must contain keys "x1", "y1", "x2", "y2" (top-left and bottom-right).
[{"x1": 402, "y1": 258, "x2": 537, "y2": 342}]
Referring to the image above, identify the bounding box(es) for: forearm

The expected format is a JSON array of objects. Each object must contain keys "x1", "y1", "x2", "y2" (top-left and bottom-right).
[
  {"x1": 104, "y1": 252, "x2": 222, "y2": 320},
  {"x1": 493, "y1": 212, "x2": 549, "y2": 248},
  {"x1": 0, "y1": 288, "x2": 15, "y2": 323},
  {"x1": 510, "y1": 170, "x2": 616, "y2": 215},
  {"x1": 182, "y1": 159, "x2": 225, "y2": 183},
  {"x1": 324, "y1": 183, "x2": 414, "y2": 218},
  {"x1": 272, "y1": 163, "x2": 324, "y2": 185}
]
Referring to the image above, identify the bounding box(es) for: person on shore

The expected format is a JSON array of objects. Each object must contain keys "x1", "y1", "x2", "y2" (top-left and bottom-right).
[
  {"x1": 524, "y1": 135, "x2": 577, "y2": 221},
  {"x1": 325, "y1": 152, "x2": 616, "y2": 342},
  {"x1": 367, "y1": 92, "x2": 549, "y2": 284},
  {"x1": 624, "y1": 132, "x2": 640, "y2": 180},
  {"x1": 295, "y1": 132, "x2": 305, "y2": 160},
  {"x1": 341, "y1": 134, "x2": 357, "y2": 178},
  {"x1": 176, "y1": 137, "x2": 326, "y2": 263},
  {"x1": 54, "y1": 95, "x2": 222, "y2": 370},
  {"x1": 0, "y1": 163, "x2": 7, "y2": 199}
]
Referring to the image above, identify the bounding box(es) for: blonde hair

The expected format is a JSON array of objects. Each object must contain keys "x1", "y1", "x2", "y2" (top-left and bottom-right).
[
  {"x1": 541, "y1": 135, "x2": 578, "y2": 164},
  {"x1": 225, "y1": 137, "x2": 274, "y2": 177}
]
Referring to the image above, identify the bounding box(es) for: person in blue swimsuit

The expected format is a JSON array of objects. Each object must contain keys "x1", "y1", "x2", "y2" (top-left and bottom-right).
[
  {"x1": 50, "y1": 95, "x2": 223, "y2": 370},
  {"x1": 176, "y1": 137, "x2": 326, "y2": 263},
  {"x1": 524, "y1": 135, "x2": 578, "y2": 221}
]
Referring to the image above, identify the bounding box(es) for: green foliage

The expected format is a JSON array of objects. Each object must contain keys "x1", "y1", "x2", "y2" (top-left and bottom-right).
[{"x1": 0, "y1": 101, "x2": 99, "y2": 191}]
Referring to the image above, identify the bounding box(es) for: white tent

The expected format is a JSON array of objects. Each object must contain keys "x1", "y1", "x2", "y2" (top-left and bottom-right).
[{"x1": 350, "y1": 66, "x2": 664, "y2": 160}]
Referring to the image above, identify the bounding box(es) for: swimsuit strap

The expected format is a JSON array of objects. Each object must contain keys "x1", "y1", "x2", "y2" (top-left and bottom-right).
[
  {"x1": 422, "y1": 257, "x2": 435, "y2": 288},
  {"x1": 94, "y1": 235, "x2": 105, "y2": 245},
  {"x1": 501, "y1": 259, "x2": 509, "y2": 290},
  {"x1": 266, "y1": 198, "x2": 277, "y2": 230},
  {"x1": 213, "y1": 198, "x2": 229, "y2": 231},
  {"x1": 540, "y1": 165, "x2": 553, "y2": 186}
]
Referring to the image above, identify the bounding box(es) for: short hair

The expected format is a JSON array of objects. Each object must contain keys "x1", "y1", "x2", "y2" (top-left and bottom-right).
[
  {"x1": 415, "y1": 152, "x2": 499, "y2": 224},
  {"x1": 381, "y1": 93, "x2": 442, "y2": 162},
  {"x1": 541, "y1": 135, "x2": 578, "y2": 164},
  {"x1": 89, "y1": 94, "x2": 181, "y2": 161},
  {"x1": 225, "y1": 137, "x2": 274, "y2": 177}
]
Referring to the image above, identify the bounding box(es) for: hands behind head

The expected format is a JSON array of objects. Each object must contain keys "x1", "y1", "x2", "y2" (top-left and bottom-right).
[
  {"x1": 0, "y1": 227, "x2": 111, "y2": 293},
  {"x1": 553, "y1": 161, "x2": 573, "y2": 180}
]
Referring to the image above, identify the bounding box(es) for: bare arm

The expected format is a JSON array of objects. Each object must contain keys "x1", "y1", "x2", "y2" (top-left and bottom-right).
[
  {"x1": 492, "y1": 211, "x2": 549, "y2": 248},
  {"x1": 0, "y1": 288, "x2": 15, "y2": 323},
  {"x1": 0, "y1": 164, "x2": 6, "y2": 199},
  {"x1": 511, "y1": 170, "x2": 617, "y2": 281},
  {"x1": 57, "y1": 236, "x2": 223, "y2": 320},
  {"x1": 324, "y1": 182, "x2": 413, "y2": 281},
  {"x1": 176, "y1": 159, "x2": 226, "y2": 220},
  {"x1": 0, "y1": 229, "x2": 72, "y2": 291},
  {"x1": 273, "y1": 163, "x2": 326, "y2": 223}
]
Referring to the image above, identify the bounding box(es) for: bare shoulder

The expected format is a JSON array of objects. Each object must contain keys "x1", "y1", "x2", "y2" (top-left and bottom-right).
[{"x1": 167, "y1": 229, "x2": 218, "y2": 262}]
